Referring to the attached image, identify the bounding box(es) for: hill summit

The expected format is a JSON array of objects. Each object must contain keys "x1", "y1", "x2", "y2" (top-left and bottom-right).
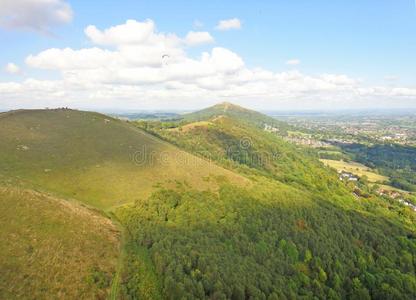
[{"x1": 212, "y1": 101, "x2": 247, "y2": 111}]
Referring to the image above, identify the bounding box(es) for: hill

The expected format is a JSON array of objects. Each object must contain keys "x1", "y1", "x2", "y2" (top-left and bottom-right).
[
  {"x1": 136, "y1": 113, "x2": 346, "y2": 195},
  {"x1": 124, "y1": 103, "x2": 416, "y2": 299},
  {"x1": 181, "y1": 102, "x2": 290, "y2": 132},
  {"x1": 1, "y1": 104, "x2": 415, "y2": 299},
  {"x1": 0, "y1": 109, "x2": 247, "y2": 209},
  {"x1": 0, "y1": 185, "x2": 119, "y2": 299}
]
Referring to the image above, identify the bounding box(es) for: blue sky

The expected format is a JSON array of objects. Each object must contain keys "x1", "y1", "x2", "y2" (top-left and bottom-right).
[{"x1": 1, "y1": 0, "x2": 415, "y2": 110}]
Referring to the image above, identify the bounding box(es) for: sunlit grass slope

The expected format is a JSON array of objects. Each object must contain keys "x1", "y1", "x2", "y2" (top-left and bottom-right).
[
  {"x1": 0, "y1": 109, "x2": 246, "y2": 209},
  {"x1": 0, "y1": 186, "x2": 119, "y2": 299}
]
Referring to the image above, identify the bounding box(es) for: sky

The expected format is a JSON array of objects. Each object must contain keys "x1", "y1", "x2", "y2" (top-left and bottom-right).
[{"x1": 0, "y1": 0, "x2": 416, "y2": 111}]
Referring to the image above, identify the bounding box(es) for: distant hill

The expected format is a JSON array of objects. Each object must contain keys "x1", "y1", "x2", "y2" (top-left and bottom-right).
[
  {"x1": 181, "y1": 102, "x2": 290, "y2": 132},
  {"x1": 0, "y1": 185, "x2": 119, "y2": 299},
  {"x1": 0, "y1": 109, "x2": 246, "y2": 209}
]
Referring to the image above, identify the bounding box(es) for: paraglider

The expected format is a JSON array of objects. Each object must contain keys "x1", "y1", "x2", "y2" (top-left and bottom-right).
[{"x1": 162, "y1": 54, "x2": 170, "y2": 66}]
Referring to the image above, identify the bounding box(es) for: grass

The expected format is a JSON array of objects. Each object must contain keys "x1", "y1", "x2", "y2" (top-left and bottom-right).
[
  {"x1": 169, "y1": 121, "x2": 213, "y2": 132},
  {"x1": 0, "y1": 185, "x2": 119, "y2": 299},
  {"x1": 0, "y1": 109, "x2": 247, "y2": 209},
  {"x1": 320, "y1": 159, "x2": 389, "y2": 183}
]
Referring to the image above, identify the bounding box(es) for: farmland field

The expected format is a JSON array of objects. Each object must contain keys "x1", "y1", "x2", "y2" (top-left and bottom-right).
[{"x1": 320, "y1": 159, "x2": 389, "y2": 183}]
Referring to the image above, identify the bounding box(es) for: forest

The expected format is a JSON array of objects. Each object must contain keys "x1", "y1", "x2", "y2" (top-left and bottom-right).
[
  {"x1": 117, "y1": 178, "x2": 415, "y2": 299},
  {"x1": 115, "y1": 110, "x2": 416, "y2": 299}
]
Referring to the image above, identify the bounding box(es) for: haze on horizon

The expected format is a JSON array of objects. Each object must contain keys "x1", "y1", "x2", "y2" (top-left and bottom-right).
[{"x1": 1, "y1": 0, "x2": 415, "y2": 111}]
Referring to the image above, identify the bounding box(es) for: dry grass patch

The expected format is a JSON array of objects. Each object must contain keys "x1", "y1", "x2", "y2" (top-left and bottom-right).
[{"x1": 0, "y1": 186, "x2": 119, "y2": 299}]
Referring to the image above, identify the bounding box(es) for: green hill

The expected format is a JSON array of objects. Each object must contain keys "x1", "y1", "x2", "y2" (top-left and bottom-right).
[
  {"x1": 0, "y1": 109, "x2": 246, "y2": 209},
  {"x1": 123, "y1": 103, "x2": 416, "y2": 299},
  {"x1": 137, "y1": 111, "x2": 346, "y2": 196},
  {"x1": 181, "y1": 102, "x2": 289, "y2": 132},
  {"x1": 0, "y1": 185, "x2": 119, "y2": 299}
]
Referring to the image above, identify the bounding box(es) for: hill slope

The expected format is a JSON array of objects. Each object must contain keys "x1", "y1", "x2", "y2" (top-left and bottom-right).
[
  {"x1": 138, "y1": 113, "x2": 346, "y2": 196},
  {"x1": 125, "y1": 103, "x2": 416, "y2": 299},
  {"x1": 0, "y1": 185, "x2": 119, "y2": 299},
  {"x1": 0, "y1": 109, "x2": 246, "y2": 209}
]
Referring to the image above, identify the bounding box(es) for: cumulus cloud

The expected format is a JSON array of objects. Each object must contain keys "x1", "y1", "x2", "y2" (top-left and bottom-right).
[
  {"x1": 0, "y1": 18, "x2": 415, "y2": 110},
  {"x1": 4, "y1": 62, "x2": 21, "y2": 74},
  {"x1": 0, "y1": 0, "x2": 72, "y2": 33},
  {"x1": 286, "y1": 59, "x2": 301, "y2": 66},
  {"x1": 185, "y1": 31, "x2": 214, "y2": 46},
  {"x1": 215, "y1": 18, "x2": 241, "y2": 31},
  {"x1": 26, "y1": 47, "x2": 118, "y2": 70},
  {"x1": 84, "y1": 19, "x2": 159, "y2": 46}
]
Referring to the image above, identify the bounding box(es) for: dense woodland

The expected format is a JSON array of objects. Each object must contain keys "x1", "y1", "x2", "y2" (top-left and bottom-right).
[
  {"x1": 117, "y1": 181, "x2": 415, "y2": 299},
  {"x1": 117, "y1": 109, "x2": 416, "y2": 299}
]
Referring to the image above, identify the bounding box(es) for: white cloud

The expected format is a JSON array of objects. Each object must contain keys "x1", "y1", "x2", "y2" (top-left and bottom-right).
[
  {"x1": 286, "y1": 59, "x2": 301, "y2": 66},
  {"x1": 82, "y1": 19, "x2": 185, "y2": 68},
  {"x1": 319, "y1": 74, "x2": 357, "y2": 86},
  {"x1": 201, "y1": 48, "x2": 244, "y2": 73},
  {"x1": 0, "y1": 18, "x2": 415, "y2": 110},
  {"x1": 4, "y1": 63, "x2": 21, "y2": 74},
  {"x1": 26, "y1": 47, "x2": 118, "y2": 70},
  {"x1": 215, "y1": 18, "x2": 241, "y2": 31},
  {"x1": 185, "y1": 31, "x2": 214, "y2": 46},
  {"x1": 0, "y1": 0, "x2": 72, "y2": 33},
  {"x1": 84, "y1": 19, "x2": 159, "y2": 46}
]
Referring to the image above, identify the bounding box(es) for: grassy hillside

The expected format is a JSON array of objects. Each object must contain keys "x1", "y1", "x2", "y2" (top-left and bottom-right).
[
  {"x1": 0, "y1": 185, "x2": 119, "y2": 299},
  {"x1": 0, "y1": 109, "x2": 246, "y2": 209}
]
